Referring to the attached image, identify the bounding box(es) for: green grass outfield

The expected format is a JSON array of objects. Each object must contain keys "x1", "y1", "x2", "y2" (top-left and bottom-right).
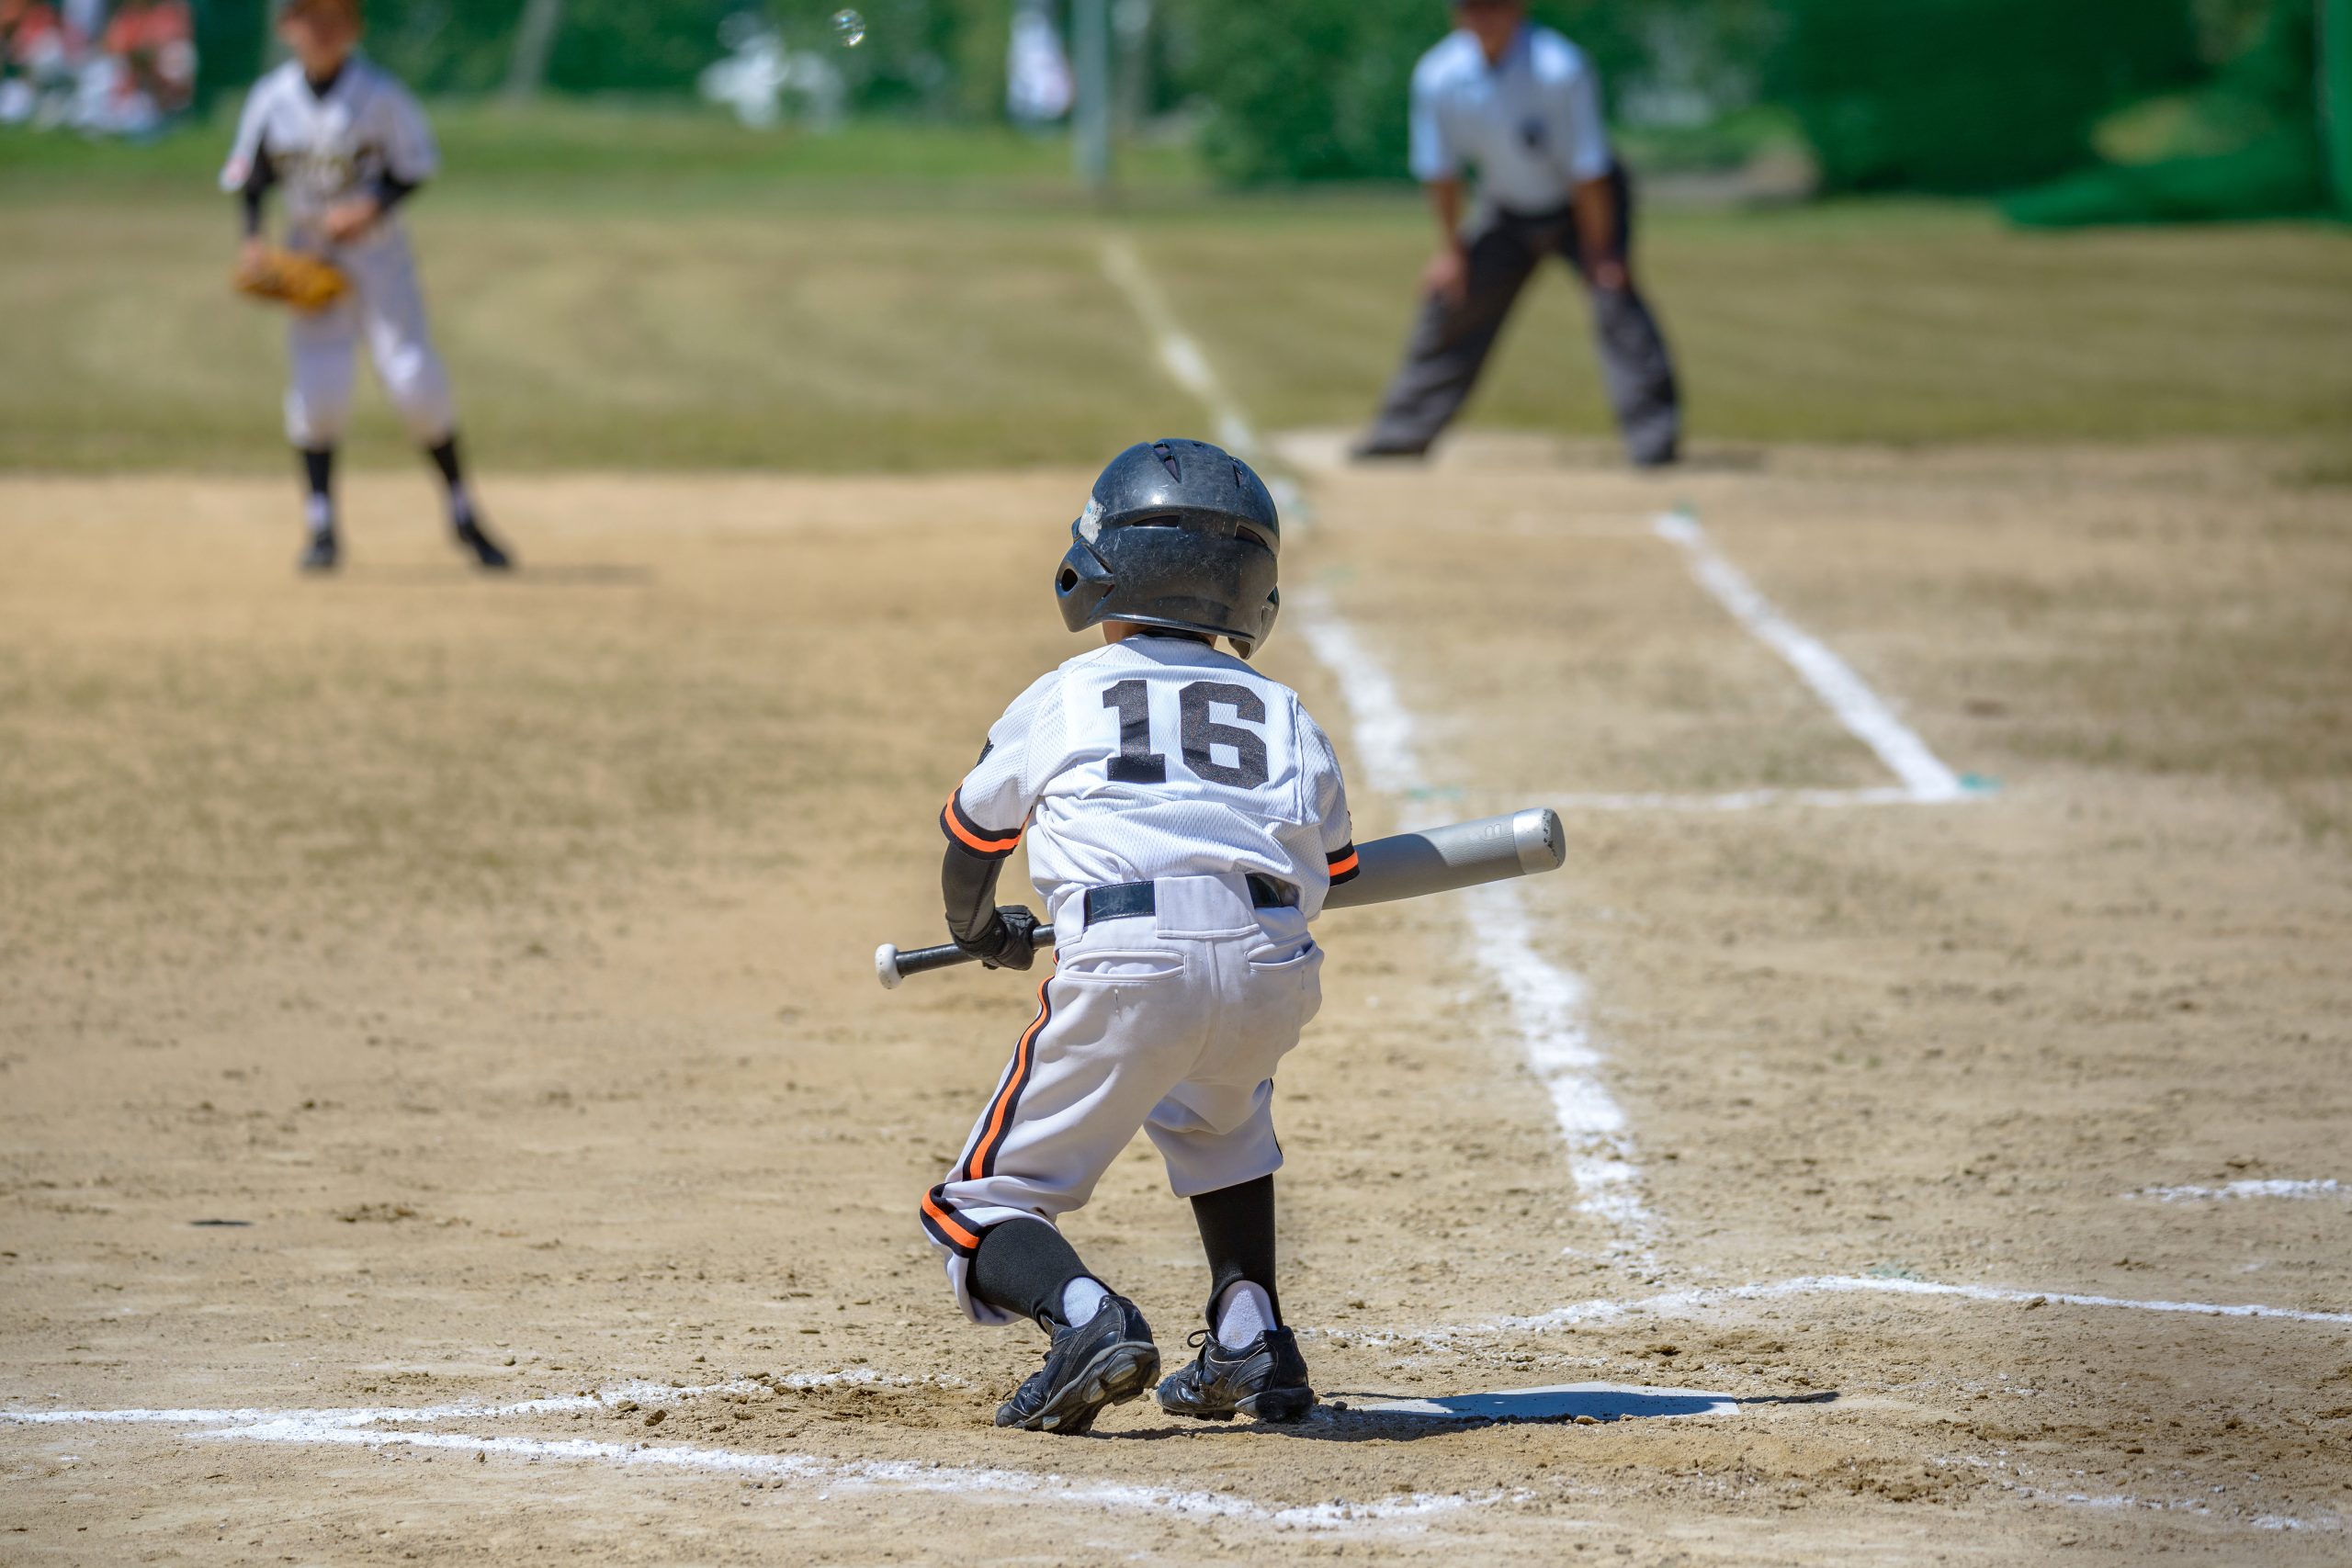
[{"x1": 3, "y1": 104, "x2": 2347, "y2": 472}]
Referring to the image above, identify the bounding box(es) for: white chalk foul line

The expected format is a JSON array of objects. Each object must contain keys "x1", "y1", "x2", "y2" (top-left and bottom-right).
[
  {"x1": 1094, "y1": 233, "x2": 1310, "y2": 527},
  {"x1": 1095, "y1": 232, "x2": 1657, "y2": 1262},
  {"x1": 0, "y1": 1395, "x2": 1489, "y2": 1531},
  {"x1": 1315, "y1": 1274, "x2": 2352, "y2": 1348},
  {"x1": 1653, "y1": 511, "x2": 1967, "y2": 804},
  {"x1": 2127, "y1": 1179, "x2": 2343, "y2": 1203},
  {"x1": 1297, "y1": 591, "x2": 1656, "y2": 1258},
  {"x1": 1096, "y1": 234, "x2": 1259, "y2": 463}
]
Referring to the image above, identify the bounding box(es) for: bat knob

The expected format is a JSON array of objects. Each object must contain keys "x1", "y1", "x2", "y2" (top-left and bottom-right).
[{"x1": 875, "y1": 943, "x2": 903, "y2": 990}]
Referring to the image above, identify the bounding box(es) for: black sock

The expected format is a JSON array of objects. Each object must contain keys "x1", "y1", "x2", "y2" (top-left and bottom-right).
[
  {"x1": 969, "y1": 1218, "x2": 1094, "y2": 1330},
  {"x1": 1190, "y1": 1175, "x2": 1280, "y2": 1327},
  {"x1": 425, "y1": 434, "x2": 464, "y2": 488},
  {"x1": 299, "y1": 446, "x2": 335, "y2": 534},
  {"x1": 425, "y1": 434, "x2": 474, "y2": 524}
]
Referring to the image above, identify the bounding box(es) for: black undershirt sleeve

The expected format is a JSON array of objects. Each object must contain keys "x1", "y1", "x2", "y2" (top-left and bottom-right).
[
  {"x1": 370, "y1": 172, "x2": 420, "y2": 212},
  {"x1": 941, "y1": 840, "x2": 1008, "y2": 947},
  {"x1": 239, "y1": 144, "x2": 277, "y2": 238}
]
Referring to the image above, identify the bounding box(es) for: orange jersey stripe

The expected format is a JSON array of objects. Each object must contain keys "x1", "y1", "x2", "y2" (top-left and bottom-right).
[{"x1": 1327, "y1": 851, "x2": 1359, "y2": 878}]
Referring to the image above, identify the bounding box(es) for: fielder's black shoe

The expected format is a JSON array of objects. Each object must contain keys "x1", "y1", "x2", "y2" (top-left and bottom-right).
[
  {"x1": 994, "y1": 1294, "x2": 1159, "y2": 1436},
  {"x1": 1157, "y1": 1326, "x2": 1316, "y2": 1423},
  {"x1": 1346, "y1": 439, "x2": 1429, "y2": 463},
  {"x1": 299, "y1": 528, "x2": 339, "y2": 573},
  {"x1": 454, "y1": 515, "x2": 513, "y2": 571}
]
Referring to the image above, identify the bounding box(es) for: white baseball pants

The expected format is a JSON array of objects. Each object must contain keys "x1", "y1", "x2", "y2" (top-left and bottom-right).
[
  {"x1": 921, "y1": 874, "x2": 1323, "y2": 1326},
  {"x1": 281, "y1": 224, "x2": 455, "y2": 449}
]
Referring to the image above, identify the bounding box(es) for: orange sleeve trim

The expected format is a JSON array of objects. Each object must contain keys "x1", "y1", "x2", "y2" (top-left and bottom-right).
[{"x1": 942, "y1": 789, "x2": 1023, "y2": 857}]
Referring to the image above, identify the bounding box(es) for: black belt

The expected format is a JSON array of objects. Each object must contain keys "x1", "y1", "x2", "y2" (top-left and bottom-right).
[{"x1": 1082, "y1": 876, "x2": 1295, "y2": 929}]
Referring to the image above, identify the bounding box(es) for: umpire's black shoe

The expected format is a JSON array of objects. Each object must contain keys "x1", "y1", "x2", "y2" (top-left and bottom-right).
[
  {"x1": 1157, "y1": 1325, "x2": 1316, "y2": 1424},
  {"x1": 994, "y1": 1295, "x2": 1159, "y2": 1436},
  {"x1": 1347, "y1": 439, "x2": 1428, "y2": 463},
  {"x1": 299, "y1": 528, "x2": 339, "y2": 573},
  {"x1": 454, "y1": 515, "x2": 514, "y2": 571}
]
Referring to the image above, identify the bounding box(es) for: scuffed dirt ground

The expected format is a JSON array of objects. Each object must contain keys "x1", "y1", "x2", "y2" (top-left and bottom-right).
[{"x1": 3, "y1": 453, "x2": 2348, "y2": 1563}]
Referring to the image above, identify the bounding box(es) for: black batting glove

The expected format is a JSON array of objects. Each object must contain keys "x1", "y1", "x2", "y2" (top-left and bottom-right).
[{"x1": 952, "y1": 905, "x2": 1041, "y2": 971}]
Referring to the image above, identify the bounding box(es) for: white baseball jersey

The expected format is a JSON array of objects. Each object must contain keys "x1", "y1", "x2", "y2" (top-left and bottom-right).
[
  {"x1": 942, "y1": 636, "x2": 1358, "y2": 921},
  {"x1": 220, "y1": 56, "x2": 438, "y2": 235},
  {"x1": 1409, "y1": 23, "x2": 1613, "y2": 213}
]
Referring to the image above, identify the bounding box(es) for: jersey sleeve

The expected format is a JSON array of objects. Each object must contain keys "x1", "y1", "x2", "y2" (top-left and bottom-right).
[
  {"x1": 1407, "y1": 58, "x2": 1459, "y2": 183},
  {"x1": 379, "y1": 76, "x2": 441, "y2": 185},
  {"x1": 941, "y1": 673, "x2": 1057, "y2": 862},
  {"x1": 219, "y1": 81, "x2": 269, "y2": 194},
  {"x1": 1554, "y1": 51, "x2": 1613, "y2": 184},
  {"x1": 1301, "y1": 708, "x2": 1358, "y2": 886}
]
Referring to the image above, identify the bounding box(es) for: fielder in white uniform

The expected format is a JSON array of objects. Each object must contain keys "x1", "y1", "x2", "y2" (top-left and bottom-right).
[
  {"x1": 921, "y1": 439, "x2": 1354, "y2": 1434},
  {"x1": 221, "y1": 0, "x2": 510, "y2": 573}
]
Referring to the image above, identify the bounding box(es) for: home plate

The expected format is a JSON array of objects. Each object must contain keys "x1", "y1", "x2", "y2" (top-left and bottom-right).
[{"x1": 1340, "y1": 1383, "x2": 1743, "y2": 1423}]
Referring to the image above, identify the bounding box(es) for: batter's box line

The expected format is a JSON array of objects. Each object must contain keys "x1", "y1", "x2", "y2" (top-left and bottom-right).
[
  {"x1": 0, "y1": 1401, "x2": 1502, "y2": 1533},
  {"x1": 1654, "y1": 510, "x2": 1986, "y2": 808}
]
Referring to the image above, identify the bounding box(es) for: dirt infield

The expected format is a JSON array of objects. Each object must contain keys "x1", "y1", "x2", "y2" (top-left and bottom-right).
[{"x1": 3, "y1": 446, "x2": 2348, "y2": 1562}]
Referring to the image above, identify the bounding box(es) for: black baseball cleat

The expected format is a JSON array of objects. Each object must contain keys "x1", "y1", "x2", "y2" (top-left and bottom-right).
[
  {"x1": 299, "y1": 529, "x2": 339, "y2": 573},
  {"x1": 454, "y1": 515, "x2": 514, "y2": 570},
  {"x1": 1157, "y1": 1326, "x2": 1317, "y2": 1423},
  {"x1": 1346, "y1": 439, "x2": 1429, "y2": 464},
  {"x1": 994, "y1": 1295, "x2": 1159, "y2": 1436}
]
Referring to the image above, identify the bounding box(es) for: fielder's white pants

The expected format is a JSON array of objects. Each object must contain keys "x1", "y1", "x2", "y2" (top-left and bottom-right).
[
  {"x1": 921, "y1": 874, "x2": 1323, "y2": 1326},
  {"x1": 282, "y1": 224, "x2": 455, "y2": 450}
]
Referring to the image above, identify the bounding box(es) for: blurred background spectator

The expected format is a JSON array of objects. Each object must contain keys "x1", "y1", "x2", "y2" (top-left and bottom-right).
[
  {"x1": 0, "y1": 0, "x2": 79, "y2": 127},
  {"x1": 2, "y1": 0, "x2": 194, "y2": 135}
]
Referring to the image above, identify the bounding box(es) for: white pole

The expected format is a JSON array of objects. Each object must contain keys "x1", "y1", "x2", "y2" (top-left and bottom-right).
[
  {"x1": 1072, "y1": 0, "x2": 1112, "y2": 192},
  {"x1": 503, "y1": 0, "x2": 567, "y2": 104}
]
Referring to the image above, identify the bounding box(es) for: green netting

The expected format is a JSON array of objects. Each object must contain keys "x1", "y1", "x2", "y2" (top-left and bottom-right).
[
  {"x1": 2320, "y1": 0, "x2": 2350, "y2": 209},
  {"x1": 2005, "y1": 0, "x2": 2339, "y2": 224},
  {"x1": 1765, "y1": 0, "x2": 2202, "y2": 194}
]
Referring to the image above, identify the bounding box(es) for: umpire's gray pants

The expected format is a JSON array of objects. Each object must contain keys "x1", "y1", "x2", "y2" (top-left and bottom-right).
[{"x1": 1363, "y1": 166, "x2": 1680, "y2": 466}]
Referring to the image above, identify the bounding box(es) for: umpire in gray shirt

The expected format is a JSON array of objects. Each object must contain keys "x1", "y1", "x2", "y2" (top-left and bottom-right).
[{"x1": 1356, "y1": 0, "x2": 1680, "y2": 467}]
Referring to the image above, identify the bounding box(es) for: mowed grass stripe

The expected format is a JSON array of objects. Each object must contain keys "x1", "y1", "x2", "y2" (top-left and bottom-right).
[
  {"x1": 0, "y1": 204, "x2": 1200, "y2": 473},
  {"x1": 3, "y1": 110, "x2": 2349, "y2": 471},
  {"x1": 1135, "y1": 204, "x2": 2352, "y2": 448}
]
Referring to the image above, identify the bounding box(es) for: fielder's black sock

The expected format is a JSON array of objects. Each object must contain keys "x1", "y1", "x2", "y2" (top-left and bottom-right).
[
  {"x1": 1190, "y1": 1174, "x2": 1281, "y2": 1330},
  {"x1": 969, "y1": 1218, "x2": 1101, "y2": 1331},
  {"x1": 424, "y1": 434, "x2": 475, "y2": 525},
  {"x1": 299, "y1": 446, "x2": 335, "y2": 536}
]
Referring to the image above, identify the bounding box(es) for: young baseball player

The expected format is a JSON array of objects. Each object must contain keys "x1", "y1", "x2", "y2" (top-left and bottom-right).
[
  {"x1": 920, "y1": 438, "x2": 1359, "y2": 1435},
  {"x1": 221, "y1": 0, "x2": 511, "y2": 573}
]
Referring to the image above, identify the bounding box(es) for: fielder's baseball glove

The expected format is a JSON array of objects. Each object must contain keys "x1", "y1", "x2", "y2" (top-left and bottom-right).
[{"x1": 232, "y1": 247, "x2": 349, "y2": 313}]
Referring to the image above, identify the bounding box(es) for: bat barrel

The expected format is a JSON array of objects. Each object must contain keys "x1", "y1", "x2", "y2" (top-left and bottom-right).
[{"x1": 1323, "y1": 807, "x2": 1564, "y2": 911}]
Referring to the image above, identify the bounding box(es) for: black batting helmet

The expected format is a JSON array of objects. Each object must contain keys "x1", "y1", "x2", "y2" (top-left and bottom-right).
[{"x1": 1054, "y1": 438, "x2": 1282, "y2": 658}]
